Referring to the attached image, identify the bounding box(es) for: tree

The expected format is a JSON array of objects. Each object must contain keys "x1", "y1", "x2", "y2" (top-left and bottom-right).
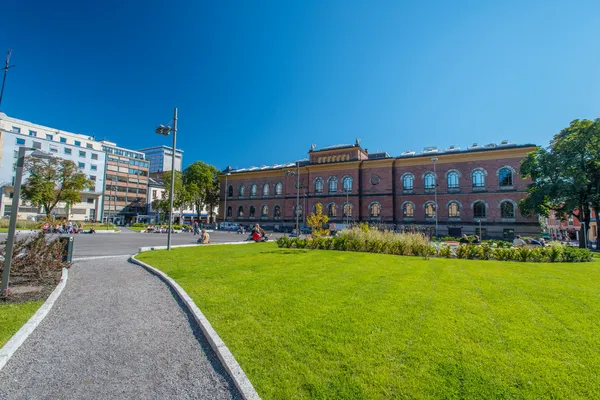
[
  {"x1": 183, "y1": 161, "x2": 219, "y2": 220},
  {"x1": 205, "y1": 179, "x2": 220, "y2": 224},
  {"x1": 152, "y1": 171, "x2": 187, "y2": 219},
  {"x1": 21, "y1": 157, "x2": 94, "y2": 217},
  {"x1": 520, "y1": 119, "x2": 600, "y2": 247},
  {"x1": 306, "y1": 203, "x2": 330, "y2": 237}
]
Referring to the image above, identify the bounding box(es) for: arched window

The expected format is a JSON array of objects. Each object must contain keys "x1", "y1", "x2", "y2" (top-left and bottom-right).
[
  {"x1": 424, "y1": 173, "x2": 436, "y2": 189},
  {"x1": 448, "y1": 202, "x2": 460, "y2": 217},
  {"x1": 314, "y1": 178, "x2": 324, "y2": 193},
  {"x1": 425, "y1": 202, "x2": 436, "y2": 218},
  {"x1": 501, "y1": 201, "x2": 515, "y2": 218},
  {"x1": 250, "y1": 184, "x2": 257, "y2": 197},
  {"x1": 472, "y1": 170, "x2": 486, "y2": 188},
  {"x1": 447, "y1": 171, "x2": 459, "y2": 189},
  {"x1": 262, "y1": 183, "x2": 269, "y2": 197},
  {"x1": 237, "y1": 206, "x2": 244, "y2": 217},
  {"x1": 499, "y1": 168, "x2": 513, "y2": 187},
  {"x1": 275, "y1": 182, "x2": 283, "y2": 195},
  {"x1": 239, "y1": 184, "x2": 245, "y2": 197},
  {"x1": 294, "y1": 205, "x2": 303, "y2": 217},
  {"x1": 403, "y1": 202, "x2": 415, "y2": 217},
  {"x1": 328, "y1": 177, "x2": 338, "y2": 193},
  {"x1": 343, "y1": 203, "x2": 353, "y2": 217},
  {"x1": 227, "y1": 185, "x2": 233, "y2": 197},
  {"x1": 328, "y1": 203, "x2": 337, "y2": 217},
  {"x1": 403, "y1": 174, "x2": 414, "y2": 190},
  {"x1": 261, "y1": 205, "x2": 269, "y2": 216},
  {"x1": 473, "y1": 201, "x2": 486, "y2": 218},
  {"x1": 343, "y1": 176, "x2": 353, "y2": 192},
  {"x1": 249, "y1": 205, "x2": 256, "y2": 217},
  {"x1": 226, "y1": 206, "x2": 232, "y2": 217},
  {"x1": 274, "y1": 205, "x2": 281, "y2": 217},
  {"x1": 370, "y1": 202, "x2": 381, "y2": 217}
]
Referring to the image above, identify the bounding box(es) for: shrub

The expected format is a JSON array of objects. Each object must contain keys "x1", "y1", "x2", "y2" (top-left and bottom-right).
[
  {"x1": 515, "y1": 247, "x2": 533, "y2": 262},
  {"x1": 131, "y1": 222, "x2": 146, "y2": 228},
  {"x1": 546, "y1": 245, "x2": 563, "y2": 262},
  {"x1": 467, "y1": 245, "x2": 482, "y2": 260},
  {"x1": 438, "y1": 245, "x2": 452, "y2": 258},
  {"x1": 493, "y1": 248, "x2": 512, "y2": 261},
  {"x1": 455, "y1": 244, "x2": 469, "y2": 259},
  {"x1": 1, "y1": 232, "x2": 68, "y2": 295},
  {"x1": 562, "y1": 247, "x2": 593, "y2": 262},
  {"x1": 276, "y1": 236, "x2": 291, "y2": 248},
  {"x1": 332, "y1": 236, "x2": 348, "y2": 251},
  {"x1": 480, "y1": 244, "x2": 494, "y2": 260},
  {"x1": 530, "y1": 248, "x2": 547, "y2": 262}
]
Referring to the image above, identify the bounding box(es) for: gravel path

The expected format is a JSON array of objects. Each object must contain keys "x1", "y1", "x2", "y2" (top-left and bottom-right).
[{"x1": 0, "y1": 256, "x2": 241, "y2": 400}]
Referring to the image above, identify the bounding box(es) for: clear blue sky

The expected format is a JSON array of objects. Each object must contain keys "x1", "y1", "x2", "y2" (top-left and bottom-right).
[{"x1": 2, "y1": 0, "x2": 599, "y2": 170}]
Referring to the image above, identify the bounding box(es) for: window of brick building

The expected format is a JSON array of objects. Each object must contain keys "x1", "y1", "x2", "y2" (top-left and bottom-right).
[
  {"x1": 402, "y1": 174, "x2": 414, "y2": 191},
  {"x1": 370, "y1": 202, "x2": 381, "y2": 217},
  {"x1": 403, "y1": 202, "x2": 415, "y2": 217},
  {"x1": 227, "y1": 206, "x2": 232, "y2": 217},
  {"x1": 343, "y1": 203, "x2": 353, "y2": 217},
  {"x1": 261, "y1": 205, "x2": 269, "y2": 216},
  {"x1": 328, "y1": 177, "x2": 338, "y2": 193},
  {"x1": 425, "y1": 202, "x2": 436, "y2": 218},
  {"x1": 499, "y1": 168, "x2": 513, "y2": 187},
  {"x1": 447, "y1": 171, "x2": 459, "y2": 189},
  {"x1": 424, "y1": 173, "x2": 436, "y2": 190},
  {"x1": 327, "y1": 203, "x2": 336, "y2": 217},
  {"x1": 343, "y1": 177, "x2": 352, "y2": 192},
  {"x1": 239, "y1": 184, "x2": 245, "y2": 197},
  {"x1": 473, "y1": 201, "x2": 486, "y2": 218},
  {"x1": 501, "y1": 201, "x2": 515, "y2": 218},
  {"x1": 227, "y1": 185, "x2": 233, "y2": 197},
  {"x1": 472, "y1": 170, "x2": 486, "y2": 188},
  {"x1": 448, "y1": 202, "x2": 460, "y2": 217},
  {"x1": 250, "y1": 184, "x2": 257, "y2": 197},
  {"x1": 275, "y1": 182, "x2": 282, "y2": 195},
  {"x1": 262, "y1": 183, "x2": 269, "y2": 197},
  {"x1": 314, "y1": 178, "x2": 324, "y2": 193},
  {"x1": 238, "y1": 206, "x2": 244, "y2": 216},
  {"x1": 274, "y1": 205, "x2": 281, "y2": 217}
]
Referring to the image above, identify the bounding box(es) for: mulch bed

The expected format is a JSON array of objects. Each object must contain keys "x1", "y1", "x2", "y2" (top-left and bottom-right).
[{"x1": 1, "y1": 269, "x2": 63, "y2": 304}]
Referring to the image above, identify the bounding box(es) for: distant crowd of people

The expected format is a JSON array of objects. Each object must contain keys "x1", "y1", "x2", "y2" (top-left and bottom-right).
[{"x1": 42, "y1": 221, "x2": 95, "y2": 234}]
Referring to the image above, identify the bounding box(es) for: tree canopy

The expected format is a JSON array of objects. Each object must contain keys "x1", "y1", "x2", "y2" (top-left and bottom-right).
[
  {"x1": 21, "y1": 156, "x2": 95, "y2": 217},
  {"x1": 520, "y1": 118, "x2": 600, "y2": 247},
  {"x1": 182, "y1": 161, "x2": 219, "y2": 219}
]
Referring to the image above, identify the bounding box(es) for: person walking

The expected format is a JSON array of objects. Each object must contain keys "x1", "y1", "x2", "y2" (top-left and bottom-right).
[{"x1": 193, "y1": 220, "x2": 200, "y2": 236}]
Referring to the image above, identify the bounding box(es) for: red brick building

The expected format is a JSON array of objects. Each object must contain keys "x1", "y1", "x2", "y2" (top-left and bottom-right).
[{"x1": 219, "y1": 140, "x2": 540, "y2": 239}]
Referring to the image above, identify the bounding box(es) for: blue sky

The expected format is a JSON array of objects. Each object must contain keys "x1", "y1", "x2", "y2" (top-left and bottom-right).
[{"x1": 2, "y1": 0, "x2": 599, "y2": 170}]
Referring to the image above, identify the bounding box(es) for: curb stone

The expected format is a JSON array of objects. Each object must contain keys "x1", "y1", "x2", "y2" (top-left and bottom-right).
[
  {"x1": 130, "y1": 254, "x2": 261, "y2": 400},
  {"x1": 0, "y1": 268, "x2": 69, "y2": 371},
  {"x1": 138, "y1": 240, "x2": 252, "y2": 253}
]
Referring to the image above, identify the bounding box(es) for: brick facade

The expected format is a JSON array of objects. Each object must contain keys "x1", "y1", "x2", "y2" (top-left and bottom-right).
[{"x1": 219, "y1": 142, "x2": 541, "y2": 239}]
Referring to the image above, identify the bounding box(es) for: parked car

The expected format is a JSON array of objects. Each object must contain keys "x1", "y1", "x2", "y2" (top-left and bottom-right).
[{"x1": 219, "y1": 222, "x2": 239, "y2": 231}]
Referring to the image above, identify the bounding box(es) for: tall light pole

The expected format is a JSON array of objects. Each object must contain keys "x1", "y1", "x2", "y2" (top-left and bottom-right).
[
  {"x1": 0, "y1": 49, "x2": 15, "y2": 108},
  {"x1": 155, "y1": 107, "x2": 177, "y2": 251},
  {"x1": 2, "y1": 148, "x2": 51, "y2": 295},
  {"x1": 431, "y1": 157, "x2": 439, "y2": 239},
  {"x1": 285, "y1": 162, "x2": 301, "y2": 233}
]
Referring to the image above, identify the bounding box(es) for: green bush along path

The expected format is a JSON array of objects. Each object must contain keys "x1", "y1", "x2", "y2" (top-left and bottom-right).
[
  {"x1": 138, "y1": 243, "x2": 600, "y2": 399},
  {"x1": 0, "y1": 302, "x2": 43, "y2": 347}
]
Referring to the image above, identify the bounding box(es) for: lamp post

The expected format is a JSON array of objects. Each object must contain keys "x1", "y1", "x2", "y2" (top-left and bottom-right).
[
  {"x1": 431, "y1": 157, "x2": 439, "y2": 239},
  {"x1": 155, "y1": 107, "x2": 178, "y2": 251},
  {"x1": 285, "y1": 162, "x2": 301, "y2": 234},
  {"x1": 2, "y1": 148, "x2": 51, "y2": 295}
]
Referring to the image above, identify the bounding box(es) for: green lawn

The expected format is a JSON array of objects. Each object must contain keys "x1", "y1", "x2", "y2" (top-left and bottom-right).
[
  {"x1": 0, "y1": 301, "x2": 44, "y2": 348},
  {"x1": 137, "y1": 243, "x2": 600, "y2": 399}
]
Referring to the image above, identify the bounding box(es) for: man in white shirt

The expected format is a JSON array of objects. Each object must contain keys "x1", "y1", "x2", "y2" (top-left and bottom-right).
[{"x1": 513, "y1": 235, "x2": 526, "y2": 248}]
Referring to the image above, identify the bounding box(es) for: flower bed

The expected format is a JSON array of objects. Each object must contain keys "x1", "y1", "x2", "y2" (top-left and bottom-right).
[{"x1": 276, "y1": 228, "x2": 594, "y2": 263}]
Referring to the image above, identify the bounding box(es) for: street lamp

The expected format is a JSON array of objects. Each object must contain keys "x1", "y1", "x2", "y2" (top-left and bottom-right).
[
  {"x1": 285, "y1": 161, "x2": 301, "y2": 234},
  {"x1": 431, "y1": 157, "x2": 439, "y2": 239},
  {"x1": 155, "y1": 107, "x2": 178, "y2": 251},
  {"x1": 2, "y1": 148, "x2": 51, "y2": 295}
]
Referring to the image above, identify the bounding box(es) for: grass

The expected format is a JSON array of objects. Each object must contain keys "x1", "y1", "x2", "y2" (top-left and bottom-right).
[
  {"x1": 0, "y1": 301, "x2": 44, "y2": 348},
  {"x1": 137, "y1": 243, "x2": 600, "y2": 399}
]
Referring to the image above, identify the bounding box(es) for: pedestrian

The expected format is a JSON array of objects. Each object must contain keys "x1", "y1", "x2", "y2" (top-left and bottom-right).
[
  {"x1": 513, "y1": 235, "x2": 526, "y2": 248},
  {"x1": 193, "y1": 220, "x2": 199, "y2": 235}
]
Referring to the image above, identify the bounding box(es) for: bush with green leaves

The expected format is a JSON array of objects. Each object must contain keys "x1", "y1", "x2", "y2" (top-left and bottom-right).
[
  {"x1": 438, "y1": 245, "x2": 452, "y2": 258},
  {"x1": 562, "y1": 246, "x2": 593, "y2": 262}
]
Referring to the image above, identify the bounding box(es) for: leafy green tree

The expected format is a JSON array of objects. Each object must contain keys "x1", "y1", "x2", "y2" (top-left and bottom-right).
[
  {"x1": 152, "y1": 170, "x2": 188, "y2": 217},
  {"x1": 205, "y1": 179, "x2": 220, "y2": 224},
  {"x1": 520, "y1": 119, "x2": 600, "y2": 247},
  {"x1": 21, "y1": 157, "x2": 94, "y2": 217},
  {"x1": 183, "y1": 161, "x2": 219, "y2": 220}
]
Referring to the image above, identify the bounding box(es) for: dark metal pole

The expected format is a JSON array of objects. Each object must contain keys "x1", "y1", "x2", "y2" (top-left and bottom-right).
[
  {"x1": 167, "y1": 108, "x2": 177, "y2": 250},
  {"x1": 0, "y1": 50, "x2": 15, "y2": 108},
  {"x1": 1, "y1": 147, "x2": 27, "y2": 294},
  {"x1": 295, "y1": 161, "x2": 300, "y2": 232}
]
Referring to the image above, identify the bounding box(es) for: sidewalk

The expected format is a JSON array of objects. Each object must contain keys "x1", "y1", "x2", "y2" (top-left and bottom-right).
[{"x1": 0, "y1": 256, "x2": 241, "y2": 399}]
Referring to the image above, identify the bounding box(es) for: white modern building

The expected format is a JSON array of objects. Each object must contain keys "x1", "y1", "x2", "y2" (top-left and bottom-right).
[
  {"x1": 138, "y1": 145, "x2": 183, "y2": 173},
  {"x1": 0, "y1": 112, "x2": 106, "y2": 221}
]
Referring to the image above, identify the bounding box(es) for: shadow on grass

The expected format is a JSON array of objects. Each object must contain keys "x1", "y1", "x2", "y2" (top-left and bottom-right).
[{"x1": 260, "y1": 249, "x2": 310, "y2": 255}]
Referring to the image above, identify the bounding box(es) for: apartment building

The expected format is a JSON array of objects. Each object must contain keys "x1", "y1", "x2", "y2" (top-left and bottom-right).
[
  {"x1": 0, "y1": 112, "x2": 106, "y2": 221},
  {"x1": 138, "y1": 145, "x2": 183, "y2": 173}
]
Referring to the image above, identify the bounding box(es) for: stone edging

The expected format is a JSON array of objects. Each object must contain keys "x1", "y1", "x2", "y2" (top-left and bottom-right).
[
  {"x1": 130, "y1": 253, "x2": 261, "y2": 400},
  {"x1": 138, "y1": 240, "x2": 252, "y2": 253},
  {"x1": 0, "y1": 267, "x2": 69, "y2": 371}
]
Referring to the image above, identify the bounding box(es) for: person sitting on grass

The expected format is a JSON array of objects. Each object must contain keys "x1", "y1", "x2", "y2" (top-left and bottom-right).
[
  {"x1": 459, "y1": 234, "x2": 469, "y2": 244},
  {"x1": 472, "y1": 235, "x2": 480, "y2": 244},
  {"x1": 89, "y1": 226, "x2": 96, "y2": 234}
]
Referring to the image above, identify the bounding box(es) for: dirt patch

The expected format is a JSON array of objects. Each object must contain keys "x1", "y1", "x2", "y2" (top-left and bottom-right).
[{"x1": 1, "y1": 269, "x2": 62, "y2": 305}]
